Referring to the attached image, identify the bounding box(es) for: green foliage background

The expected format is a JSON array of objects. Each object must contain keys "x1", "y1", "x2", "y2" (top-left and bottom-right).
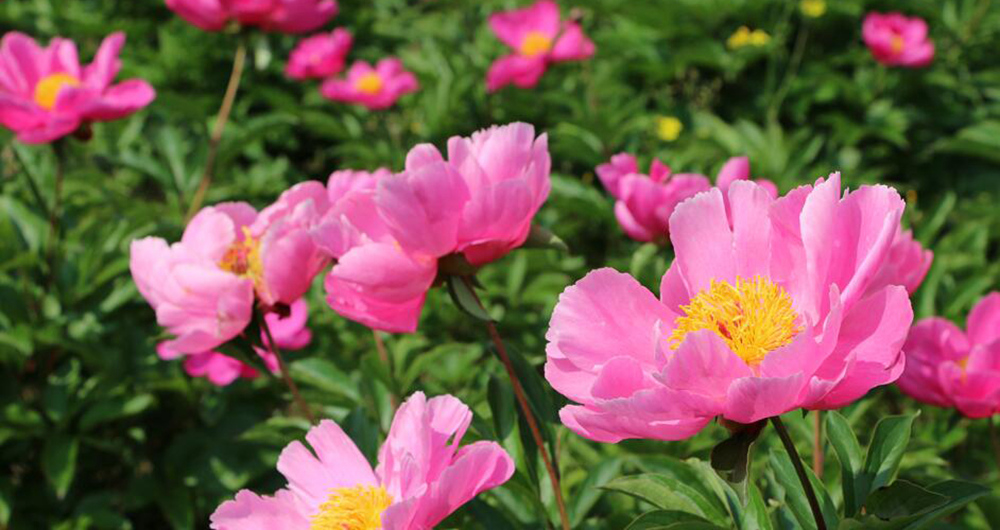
[{"x1": 1, "y1": 0, "x2": 999, "y2": 528}]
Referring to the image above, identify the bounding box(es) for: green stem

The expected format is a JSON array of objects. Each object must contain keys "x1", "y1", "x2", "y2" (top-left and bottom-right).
[
  {"x1": 772, "y1": 416, "x2": 827, "y2": 530},
  {"x1": 372, "y1": 330, "x2": 398, "y2": 409},
  {"x1": 259, "y1": 310, "x2": 315, "y2": 424}
]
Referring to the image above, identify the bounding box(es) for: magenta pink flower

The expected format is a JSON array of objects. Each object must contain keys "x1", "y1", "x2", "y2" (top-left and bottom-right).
[
  {"x1": 486, "y1": 0, "x2": 595, "y2": 92},
  {"x1": 595, "y1": 154, "x2": 777, "y2": 243},
  {"x1": 546, "y1": 174, "x2": 914, "y2": 442},
  {"x1": 0, "y1": 32, "x2": 155, "y2": 144},
  {"x1": 314, "y1": 123, "x2": 551, "y2": 333},
  {"x1": 210, "y1": 392, "x2": 514, "y2": 529},
  {"x1": 868, "y1": 229, "x2": 933, "y2": 295},
  {"x1": 862, "y1": 12, "x2": 935, "y2": 68},
  {"x1": 130, "y1": 184, "x2": 329, "y2": 354},
  {"x1": 320, "y1": 58, "x2": 419, "y2": 110},
  {"x1": 164, "y1": 0, "x2": 338, "y2": 34},
  {"x1": 169, "y1": 299, "x2": 312, "y2": 386},
  {"x1": 286, "y1": 28, "x2": 352, "y2": 80},
  {"x1": 898, "y1": 294, "x2": 1000, "y2": 418}
]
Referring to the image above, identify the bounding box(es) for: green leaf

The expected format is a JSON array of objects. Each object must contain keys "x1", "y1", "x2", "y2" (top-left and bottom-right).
[
  {"x1": 825, "y1": 411, "x2": 864, "y2": 516},
  {"x1": 569, "y1": 456, "x2": 624, "y2": 527},
  {"x1": 79, "y1": 394, "x2": 155, "y2": 431},
  {"x1": 42, "y1": 434, "x2": 78, "y2": 499},
  {"x1": 486, "y1": 374, "x2": 516, "y2": 441},
  {"x1": 289, "y1": 357, "x2": 359, "y2": 401},
  {"x1": 446, "y1": 275, "x2": 493, "y2": 322},
  {"x1": 625, "y1": 510, "x2": 724, "y2": 530},
  {"x1": 521, "y1": 224, "x2": 569, "y2": 252},
  {"x1": 839, "y1": 480, "x2": 989, "y2": 529},
  {"x1": 859, "y1": 414, "x2": 916, "y2": 505},
  {"x1": 865, "y1": 480, "x2": 947, "y2": 520},
  {"x1": 603, "y1": 474, "x2": 729, "y2": 524},
  {"x1": 710, "y1": 421, "x2": 765, "y2": 492},
  {"x1": 768, "y1": 448, "x2": 839, "y2": 530},
  {"x1": 740, "y1": 483, "x2": 774, "y2": 530}
]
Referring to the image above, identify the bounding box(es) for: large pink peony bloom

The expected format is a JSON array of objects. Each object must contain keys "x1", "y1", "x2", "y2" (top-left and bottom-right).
[
  {"x1": 165, "y1": 0, "x2": 338, "y2": 34},
  {"x1": 130, "y1": 183, "x2": 329, "y2": 354},
  {"x1": 171, "y1": 299, "x2": 313, "y2": 386},
  {"x1": 210, "y1": 392, "x2": 514, "y2": 529},
  {"x1": 286, "y1": 28, "x2": 352, "y2": 80},
  {"x1": 596, "y1": 154, "x2": 777, "y2": 243},
  {"x1": 0, "y1": 32, "x2": 155, "y2": 144},
  {"x1": 546, "y1": 174, "x2": 914, "y2": 442},
  {"x1": 862, "y1": 12, "x2": 935, "y2": 68},
  {"x1": 314, "y1": 123, "x2": 550, "y2": 333},
  {"x1": 486, "y1": 0, "x2": 595, "y2": 92},
  {"x1": 898, "y1": 293, "x2": 1000, "y2": 418},
  {"x1": 320, "y1": 58, "x2": 419, "y2": 110}
]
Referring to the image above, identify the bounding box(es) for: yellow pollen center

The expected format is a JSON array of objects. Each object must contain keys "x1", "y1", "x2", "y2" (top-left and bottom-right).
[
  {"x1": 669, "y1": 276, "x2": 801, "y2": 366},
  {"x1": 33, "y1": 73, "x2": 80, "y2": 110},
  {"x1": 218, "y1": 227, "x2": 264, "y2": 290},
  {"x1": 520, "y1": 31, "x2": 552, "y2": 57},
  {"x1": 355, "y1": 73, "x2": 383, "y2": 95},
  {"x1": 311, "y1": 485, "x2": 393, "y2": 530},
  {"x1": 890, "y1": 34, "x2": 904, "y2": 54}
]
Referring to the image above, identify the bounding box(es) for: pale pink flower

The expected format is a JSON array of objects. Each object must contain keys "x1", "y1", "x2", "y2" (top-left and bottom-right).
[
  {"x1": 315, "y1": 123, "x2": 550, "y2": 333},
  {"x1": 285, "y1": 28, "x2": 352, "y2": 80},
  {"x1": 130, "y1": 185, "x2": 329, "y2": 354},
  {"x1": 546, "y1": 174, "x2": 913, "y2": 442},
  {"x1": 0, "y1": 32, "x2": 155, "y2": 144},
  {"x1": 210, "y1": 392, "x2": 514, "y2": 529},
  {"x1": 863, "y1": 12, "x2": 935, "y2": 68},
  {"x1": 320, "y1": 58, "x2": 419, "y2": 110},
  {"x1": 486, "y1": 0, "x2": 595, "y2": 92},
  {"x1": 898, "y1": 293, "x2": 1000, "y2": 418},
  {"x1": 165, "y1": 0, "x2": 338, "y2": 34}
]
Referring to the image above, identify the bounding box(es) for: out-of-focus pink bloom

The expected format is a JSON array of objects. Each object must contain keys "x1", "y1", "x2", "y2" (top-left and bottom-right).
[
  {"x1": 285, "y1": 28, "x2": 352, "y2": 80},
  {"x1": 868, "y1": 229, "x2": 933, "y2": 295},
  {"x1": 486, "y1": 0, "x2": 595, "y2": 92},
  {"x1": 0, "y1": 32, "x2": 155, "y2": 144},
  {"x1": 210, "y1": 392, "x2": 514, "y2": 529},
  {"x1": 173, "y1": 299, "x2": 312, "y2": 386},
  {"x1": 130, "y1": 187, "x2": 329, "y2": 354},
  {"x1": 862, "y1": 12, "x2": 934, "y2": 68},
  {"x1": 595, "y1": 154, "x2": 777, "y2": 244},
  {"x1": 320, "y1": 58, "x2": 418, "y2": 110},
  {"x1": 314, "y1": 123, "x2": 550, "y2": 333},
  {"x1": 546, "y1": 174, "x2": 914, "y2": 442},
  {"x1": 165, "y1": 0, "x2": 338, "y2": 34},
  {"x1": 898, "y1": 294, "x2": 1000, "y2": 418}
]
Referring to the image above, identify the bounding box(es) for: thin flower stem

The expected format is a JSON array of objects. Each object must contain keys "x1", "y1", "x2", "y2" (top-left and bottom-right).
[
  {"x1": 372, "y1": 330, "x2": 398, "y2": 408},
  {"x1": 259, "y1": 311, "x2": 315, "y2": 424},
  {"x1": 813, "y1": 411, "x2": 824, "y2": 478},
  {"x1": 459, "y1": 276, "x2": 571, "y2": 530},
  {"x1": 772, "y1": 416, "x2": 827, "y2": 530},
  {"x1": 186, "y1": 40, "x2": 247, "y2": 220}
]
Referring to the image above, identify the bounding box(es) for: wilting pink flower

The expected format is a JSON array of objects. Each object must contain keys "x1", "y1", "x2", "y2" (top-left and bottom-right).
[
  {"x1": 868, "y1": 229, "x2": 933, "y2": 295},
  {"x1": 0, "y1": 32, "x2": 155, "y2": 144},
  {"x1": 320, "y1": 58, "x2": 419, "y2": 110},
  {"x1": 211, "y1": 392, "x2": 514, "y2": 529},
  {"x1": 898, "y1": 294, "x2": 1000, "y2": 418},
  {"x1": 315, "y1": 123, "x2": 550, "y2": 333},
  {"x1": 486, "y1": 0, "x2": 595, "y2": 92},
  {"x1": 286, "y1": 28, "x2": 352, "y2": 80},
  {"x1": 546, "y1": 174, "x2": 913, "y2": 442},
  {"x1": 170, "y1": 299, "x2": 312, "y2": 386},
  {"x1": 596, "y1": 154, "x2": 777, "y2": 243},
  {"x1": 165, "y1": 0, "x2": 338, "y2": 34},
  {"x1": 862, "y1": 12, "x2": 934, "y2": 68},
  {"x1": 130, "y1": 185, "x2": 329, "y2": 354}
]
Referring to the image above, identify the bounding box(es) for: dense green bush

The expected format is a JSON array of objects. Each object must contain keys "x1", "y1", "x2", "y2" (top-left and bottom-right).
[{"x1": 1, "y1": 0, "x2": 999, "y2": 528}]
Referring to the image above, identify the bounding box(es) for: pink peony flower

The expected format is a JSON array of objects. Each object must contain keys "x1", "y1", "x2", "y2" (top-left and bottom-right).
[
  {"x1": 172, "y1": 298, "x2": 313, "y2": 386},
  {"x1": 210, "y1": 392, "x2": 514, "y2": 529},
  {"x1": 867, "y1": 229, "x2": 933, "y2": 295},
  {"x1": 897, "y1": 293, "x2": 1000, "y2": 418},
  {"x1": 0, "y1": 32, "x2": 155, "y2": 144},
  {"x1": 320, "y1": 58, "x2": 419, "y2": 110},
  {"x1": 546, "y1": 174, "x2": 914, "y2": 442},
  {"x1": 314, "y1": 123, "x2": 551, "y2": 333},
  {"x1": 285, "y1": 28, "x2": 352, "y2": 80},
  {"x1": 486, "y1": 0, "x2": 595, "y2": 92},
  {"x1": 862, "y1": 12, "x2": 935, "y2": 68},
  {"x1": 165, "y1": 0, "x2": 338, "y2": 34},
  {"x1": 130, "y1": 184, "x2": 329, "y2": 354},
  {"x1": 595, "y1": 154, "x2": 777, "y2": 243}
]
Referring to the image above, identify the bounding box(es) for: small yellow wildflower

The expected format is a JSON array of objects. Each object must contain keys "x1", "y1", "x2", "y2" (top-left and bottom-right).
[
  {"x1": 655, "y1": 116, "x2": 683, "y2": 142},
  {"x1": 800, "y1": 0, "x2": 826, "y2": 18},
  {"x1": 727, "y1": 26, "x2": 771, "y2": 50}
]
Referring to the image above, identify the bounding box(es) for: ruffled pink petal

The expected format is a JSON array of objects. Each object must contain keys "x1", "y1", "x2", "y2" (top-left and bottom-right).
[
  {"x1": 376, "y1": 161, "x2": 469, "y2": 258},
  {"x1": 715, "y1": 156, "x2": 750, "y2": 192},
  {"x1": 0, "y1": 32, "x2": 44, "y2": 95},
  {"x1": 79, "y1": 79, "x2": 156, "y2": 121},
  {"x1": 967, "y1": 292, "x2": 1000, "y2": 347},
  {"x1": 550, "y1": 22, "x2": 595, "y2": 62},
  {"x1": 668, "y1": 188, "x2": 736, "y2": 292},
  {"x1": 46, "y1": 37, "x2": 81, "y2": 79},
  {"x1": 595, "y1": 153, "x2": 638, "y2": 198},
  {"x1": 487, "y1": 0, "x2": 561, "y2": 50},
  {"x1": 723, "y1": 374, "x2": 805, "y2": 424},
  {"x1": 614, "y1": 201, "x2": 657, "y2": 242},
  {"x1": 165, "y1": 0, "x2": 230, "y2": 31},
  {"x1": 82, "y1": 32, "x2": 124, "y2": 90},
  {"x1": 183, "y1": 351, "x2": 246, "y2": 386},
  {"x1": 277, "y1": 420, "x2": 378, "y2": 511},
  {"x1": 210, "y1": 489, "x2": 311, "y2": 530},
  {"x1": 559, "y1": 388, "x2": 712, "y2": 443},
  {"x1": 661, "y1": 330, "x2": 753, "y2": 409},
  {"x1": 486, "y1": 54, "x2": 547, "y2": 92}
]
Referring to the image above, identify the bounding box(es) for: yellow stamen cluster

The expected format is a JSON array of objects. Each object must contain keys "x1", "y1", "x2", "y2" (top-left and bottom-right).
[
  {"x1": 218, "y1": 227, "x2": 264, "y2": 291},
  {"x1": 311, "y1": 485, "x2": 393, "y2": 530},
  {"x1": 355, "y1": 73, "x2": 384, "y2": 95},
  {"x1": 34, "y1": 72, "x2": 81, "y2": 110},
  {"x1": 800, "y1": 0, "x2": 826, "y2": 18},
  {"x1": 655, "y1": 116, "x2": 683, "y2": 142},
  {"x1": 669, "y1": 276, "x2": 800, "y2": 366},
  {"x1": 890, "y1": 35, "x2": 904, "y2": 54},
  {"x1": 520, "y1": 31, "x2": 553, "y2": 57},
  {"x1": 727, "y1": 26, "x2": 771, "y2": 50}
]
